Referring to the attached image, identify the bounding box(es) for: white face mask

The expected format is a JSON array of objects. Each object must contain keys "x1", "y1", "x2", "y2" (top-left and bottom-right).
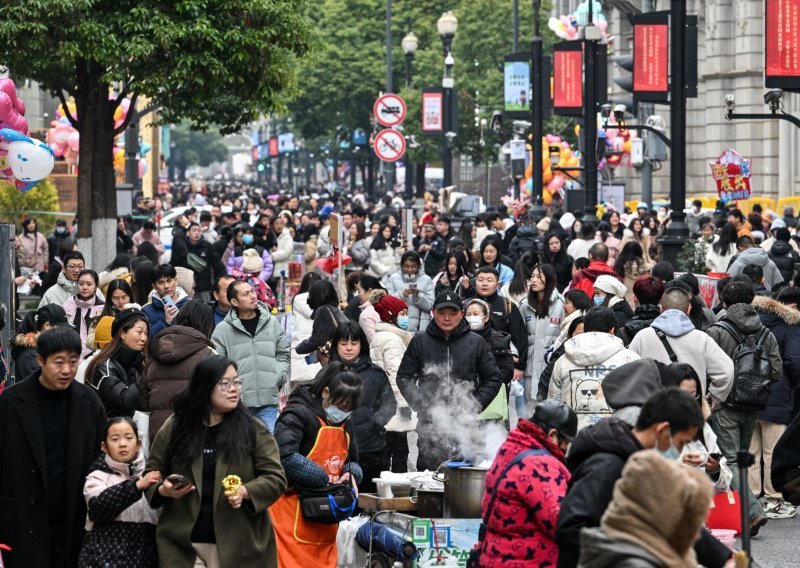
[{"x1": 466, "y1": 315, "x2": 485, "y2": 331}]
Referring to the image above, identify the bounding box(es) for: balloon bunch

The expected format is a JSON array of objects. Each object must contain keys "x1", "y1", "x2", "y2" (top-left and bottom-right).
[
  {"x1": 548, "y1": 0, "x2": 610, "y2": 41},
  {"x1": 521, "y1": 135, "x2": 581, "y2": 205},
  {"x1": 599, "y1": 116, "x2": 637, "y2": 169},
  {"x1": 0, "y1": 78, "x2": 54, "y2": 192}
]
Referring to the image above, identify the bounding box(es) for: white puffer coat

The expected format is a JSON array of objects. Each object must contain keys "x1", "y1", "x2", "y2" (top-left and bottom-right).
[
  {"x1": 383, "y1": 271, "x2": 434, "y2": 334},
  {"x1": 518, "y1": 290, "x2": 564, "y2": 397},
  {"x1": 370, "y1": 322, "x2": 418, "y2": 432},
  {"x1": 289, "y1": 292, "x2": 320, "y2": 384},
  {"x1": 368, "y1": 245, "x2": 398, "y2": 279}
]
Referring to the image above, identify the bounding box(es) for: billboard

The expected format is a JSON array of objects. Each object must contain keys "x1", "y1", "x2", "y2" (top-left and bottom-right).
[
  {"x1": 633, "y1": 12, "x2": 670, "y2": 101},
  {"x1": 504, "y1": 55, "x2": 530, "y2": 115},
  {"x1": 422, "y1": 88, "x2": 443, "y2": 134},
  {"x1": 766, "y1": 0, "x2": 800, "y2": 90},
  {"x1": 278, "y1": 133, "x2": 295, "y2": 154},
  {"x1": 553, "y1": 41, "x2": 583, "y2": 116}
]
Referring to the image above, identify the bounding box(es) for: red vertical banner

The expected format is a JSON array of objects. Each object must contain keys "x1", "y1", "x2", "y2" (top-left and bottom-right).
[
  {"x1": 633, "y1": 12, "x2": 670, "y2": 101},
  {"x1": 269, "y1": 138, "x2": 279, "y2": 157},
  {"x1": 553, "y1": 42, "x2": 583, "y2": 116},
  {"x1": 766, "y1": 0, "x2": 800, "y2": 90}
]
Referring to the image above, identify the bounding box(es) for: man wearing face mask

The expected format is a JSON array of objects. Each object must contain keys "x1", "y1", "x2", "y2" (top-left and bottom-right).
[
  {"x1": 686, "y1": 199, "x2": 704, "y2": 237},
  {"x1": 47, "y1": 218, "x2": 75, "y2": 266},
  {"x1": 555, "y1": 388, "x2": 733, "y2": 568},
  {"x1": 383, "y1": 251, "x2": 434, "y2": 334}
]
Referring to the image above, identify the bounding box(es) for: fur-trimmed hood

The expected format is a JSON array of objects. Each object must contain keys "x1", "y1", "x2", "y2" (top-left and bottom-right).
[
  {"x1": 752, "y1": 295, "x2": 800, "y2": 326},
  {"x1": 12, "y1": 331, "x2": 39, "y2": 349}
]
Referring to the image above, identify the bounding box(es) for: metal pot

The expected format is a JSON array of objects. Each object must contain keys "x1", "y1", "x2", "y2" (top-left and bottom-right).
[
  {"x1": 412, "y1": 488, "x2": 444, "y2": 518},
  {"x1": 442, "y1": 466, "x2": 488, "y2": 518}
]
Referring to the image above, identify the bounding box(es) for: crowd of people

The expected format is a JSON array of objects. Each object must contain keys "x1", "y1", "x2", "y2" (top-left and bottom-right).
[{"x1": 1, "y1": 183, "x2": 800, "y2": 568}]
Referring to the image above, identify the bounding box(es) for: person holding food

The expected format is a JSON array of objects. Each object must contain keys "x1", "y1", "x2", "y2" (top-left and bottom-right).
[{"x1": 146, "y1": 355, "x2": 287, "y2": 567}]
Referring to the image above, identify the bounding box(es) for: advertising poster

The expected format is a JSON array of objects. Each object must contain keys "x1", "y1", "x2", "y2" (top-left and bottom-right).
[
  {"x1": 504, "y1": 60, "x2": 530, "y2": 112},
  {"x1": 553, "y1": 42, "x2": 583, "y2": 116},
  {"x1": 422, "y1": 90, "x2": 443, "y2": 133},
  {"x1": 766, "y1": 0, "x2": 800, "y2": 89},
  {"x1": 709, "y1": 148, "x2": 752, "y2": 202},
  {"x1": 633, "y1": 12, "x2": 670, "y2": 101}
]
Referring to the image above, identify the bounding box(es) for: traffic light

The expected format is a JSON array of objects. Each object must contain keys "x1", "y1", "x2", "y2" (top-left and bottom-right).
[
  {"x1": 257, "y1": 161, "x2": 265, "y2": 172},
  {"x1": 611, "y1": 55, "x2": 637, "y2": 114}
]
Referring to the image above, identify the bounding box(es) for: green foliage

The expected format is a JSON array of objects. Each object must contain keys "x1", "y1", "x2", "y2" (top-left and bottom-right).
[
  {"x1": 0, "y1": 178, "x2": 60, "y2": 235},
  {"x1": 171, "y1": 123, "x2": 230, "y2": 167},
  {"x1": 677, "y1": 238, "x2": 709, "y2": 274}
]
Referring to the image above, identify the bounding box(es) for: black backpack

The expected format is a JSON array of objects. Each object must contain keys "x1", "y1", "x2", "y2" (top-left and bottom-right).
[{"x1": 712, "y1": 320, "x2": 774, "y2": 411}]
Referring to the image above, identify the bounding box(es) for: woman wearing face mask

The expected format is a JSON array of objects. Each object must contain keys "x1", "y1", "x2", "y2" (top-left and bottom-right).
[
  {"x1": 271, "y1": 363, "x2": 364, "y2": 568},
  {"x1": 225, "y1": 227, "x2": 274, "y2": 282},
  {"x1": 369, "y1": 291, "x2": 415, "y2": 473},
  {"x1": 383, "y1": 251, "x2": 434, "y2": 334},
  {"x1": 465, "y1": 298, "x2": 515, "y2": 387},
  {"x1": 86, "y1": 308, "x2": 150, "y2": 418},
  {"x1": 328, "y1": 322, "x2": 396, "y2": 493},
  {"x1": 63, "y1": 269, "x2": 105, "y2": 361},
  {"x1": 593, "y1": 274, "x2": 634, "y2": 329},
  {"x1": 518, "y1": 264, "x2": 564, "y2": 402}
]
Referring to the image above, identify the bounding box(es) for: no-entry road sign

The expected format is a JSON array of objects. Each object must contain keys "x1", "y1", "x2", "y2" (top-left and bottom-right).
[
  {"x1": 373, "y1": 94, "x2": 407, "y2": 127},
  {"x1": 374, "y1": 129, "x2": 406, "y2": 162}
]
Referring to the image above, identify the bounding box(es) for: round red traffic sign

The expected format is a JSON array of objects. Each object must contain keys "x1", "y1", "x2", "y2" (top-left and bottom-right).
[
  {"x1": 373, "y1": 94, "x2": 407, "y2": 127},
  {"x1": 374, "y1": 129, "x2": 406, "y2": 162}
]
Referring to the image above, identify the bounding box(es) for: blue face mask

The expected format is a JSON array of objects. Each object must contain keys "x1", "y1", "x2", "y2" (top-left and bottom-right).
[
  {"x1": 326, "y1": 405, "x2": 351, "y2": 424},
  {"x1": 659, "y1": 432, "x2": 681, "y2": 461},
  {"x1": 242, "y1": 235, "x2": 254, "y2": 245},
  {"x1": 397, "y1": 315, "x2": 409, "y2": 330},
  {"x1": 593, "y1": 296, "x2": 605, "y2": 306}
]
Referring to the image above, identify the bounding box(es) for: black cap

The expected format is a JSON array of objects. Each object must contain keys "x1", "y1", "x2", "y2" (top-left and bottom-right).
[
  {"x1": 111, "y1": 308, "x2": 150, "y2": 337},
  {"x1": 36, "y1": 304, "x2": 74, "y2": 329},
  {"x1": 433, "y1": 291, "x2": 462, "y2": 311},
  {"x1": 532, "y1": 400, "x2": 578, "y2": 442}
]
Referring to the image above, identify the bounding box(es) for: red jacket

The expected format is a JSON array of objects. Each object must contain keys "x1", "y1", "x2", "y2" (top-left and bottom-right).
[
  {"x1": 569, "y1": 261, "x2": 621, "y2": 297},
  {"x1": 477, "y1": 420, "x2": 570, "y2": 567}
]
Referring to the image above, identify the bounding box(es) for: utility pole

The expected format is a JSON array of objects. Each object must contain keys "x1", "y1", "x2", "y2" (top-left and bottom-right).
[
  {"x1": 582, "y1": 1, "x2": 600, "y2": 222},
  {"x1": 384, "y1": 0, "x2": 395, "y2": 197},
  {"x1": 513, "y1": 0, "x2": 520, "y2": 53}
]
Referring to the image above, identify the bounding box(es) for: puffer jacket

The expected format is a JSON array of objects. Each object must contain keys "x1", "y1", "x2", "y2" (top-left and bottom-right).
[
  {"x1": 383, "y1": 271, "x2": 434, "y2": 334},
  {"x1": 289, "y1": 292, "x2": 320, "y2": 383},
  {"x1": 271, "y1": 228, "x2": 294, "y2": 276},
  {"x1": 89, "y1": 347, "x2": 144, "y2": 417},
  {"x1": 140, "y1": 326, "x2": 215, "y2": 439},
  {"x1": 226, "y1": 245, "x2": 274, "y2": 281},
  {"x1": 705, "y1": 242, "x2": 737, "y2": 273},
  {"x1": 211, "y1": 302, "x2": 290, "y2": 408},
  {"x1": 39, "y1": 270, "x2": 77, "y2": 308},
  {"x1": 609, "y1": 296, "x2": 634, "y2": 329},
  {"x1": 618, "y1": 304, "x2": 661, "y2": 345},
  {"x1": 78, "y1": 452, "x2": 158, "y2": 567},
  {"x1": 479, "y1": 292, "x2": 529, "y2": 373},
  {"x1": 16, "y1": 230, "x2": 48, "y2": 272},
  {"x1": 569, "y1": 261, "x2": 620, "y2": 299},
  {"x1": 396, "y1": 319, "x2": 503, "y2": 420},
  {"x1": 727, "y1": 247, "x2": 784, "y2": 290},
  {"x1": 707, "y1": 303, "x2": 783, "y2": 411},
  {"x1": 368, "y1": 244, "x2": 398, "y2": 279},
  {"x1": 508, "y1": 224, "x2": 540, "y2": 262},
  {"x1": 63, "y1": 294, "x2": 105, "y2": 361},
  {"x1": 767, "y1": 240, "x2": 799, "y2": 284},
  {"x1": 578, "y1": 528, "x2": 662, "y2": 568},
  {"x1": 477, "y1": 420, "x2": 569, "y2": 567},
  {"x1": 519, "y1": 290, "x2": 564, "y2": 396},
  {"x1": 752, "y1": 296, "x2": 800, "y2": 424},
  {"x1": 10, "y1": 331, "x2": 40, "y2": 381},
  {"x1": 548, "y1": 332, "x2": 640, "y2": 431},
  {"x1": 340, "y1": 357, "x2": 397, "y2": 456},
  {"x1": 475, "y1": 325, "x2": 515, "y2": 386},
  {"x1": 141, "y1": 287, "x2": 191, "y2": 338},
  {"x1": 346, "y1": 238, "x2": 371, "y2": 271},
  {"x1": 419, "y1": 235, "x2": 447, "y2": 278},
  {"x1": 370, "y1": 322, "x2": 417, "y2": 432}
]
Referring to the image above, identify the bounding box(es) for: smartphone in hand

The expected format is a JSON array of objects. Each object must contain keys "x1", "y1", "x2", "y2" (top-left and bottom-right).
[
  {"x1": 166, "y1": 474, "x2": 191, "y2": 489},
  {"x1": 162, "y1": 295, "x2": 177, "y2": 310}
]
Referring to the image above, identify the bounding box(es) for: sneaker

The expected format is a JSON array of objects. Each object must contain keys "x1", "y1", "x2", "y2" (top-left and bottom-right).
[
  {"x1": 765, "y1": 499, "x2": 798, "y2": 519},
  {"x1": 749, "y1": 513, "x2": 768, "y2": 537}
]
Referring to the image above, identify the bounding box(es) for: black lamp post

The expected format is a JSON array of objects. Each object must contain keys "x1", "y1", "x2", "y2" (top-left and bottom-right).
[
  {"x1": 580, "y1": 1, "x2": 601, "y2": 223},
  {"x1": 529, "y1": 0, "x2": 547, "y2": 218},
  {"x1": 437, "y1": 11, "x2": 458, "y2": 188},
  {"x1": 402, "y1": 30, "x2": 418, "y2": 202}
]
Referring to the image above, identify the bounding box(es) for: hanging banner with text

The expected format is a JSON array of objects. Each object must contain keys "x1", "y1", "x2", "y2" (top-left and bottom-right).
[
  {"x1": 709, "y1": 148, "x2": 752, "y2": 202},
  {"x1": 553, "y1": 41, "x2": 583, "y2": 116},
  {"x1": 422, "y1": 88, "x2": 443, "y2": 136},
  {"x1": 633, "y1": 12, "x2": 670, "y2": 101},
  {"x1": 503, "y1": 52, "x2": 531, "y2": 119},
  {"x1": 766, "y1": 0, "x2": 800, "y2": 90}
]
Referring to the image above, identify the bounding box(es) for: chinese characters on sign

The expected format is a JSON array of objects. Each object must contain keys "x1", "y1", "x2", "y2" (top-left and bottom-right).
[
  {"x1": 633, "y1": 13, "x2": 669, "y2": 100},
  {"x1": 504, "y1": 60, "x2": 531, "y2": 112},
  {"x1": 709, "y1": 149, "x2": 752, "y2": 202},
  {"x1": 766, "y1": 0, "x2": 800, "y2": 89},
  {"x1": 553, "y1": 42, "x2": 583, "y2": 115},
  {"x1": 422, "y1": 91, "x2": 443, "y2": 132}
]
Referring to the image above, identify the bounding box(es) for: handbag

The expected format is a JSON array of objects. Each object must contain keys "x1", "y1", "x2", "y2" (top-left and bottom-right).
[
  {"x1": 186, "y1": 252, "x2": 209, "y2": 272},
  {"x1": 706, "y1": 490, "x2": 742, "y2": 536},
  {"x1": 477, "y1": 385, "x2": 508, "y2": 421},
  {"x1": 299, "y1": 480, "x2": 357, "y2": 525},
  {"x1": 466, "y1": 447, "x2": 551, "y2": 568}
]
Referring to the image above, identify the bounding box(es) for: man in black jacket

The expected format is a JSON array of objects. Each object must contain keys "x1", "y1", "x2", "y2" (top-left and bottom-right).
[
  {"x1": 416, "y1": 223, "x2": 447, "y2": 278},
  {"x1": 555, "y1": 388, "x2": 732, "y2": 568},
  {"x1": 171, "y1": 222, "x2": 226, "y2": 302},
  {"x1": 0, "y1": 328, "x2": 106, "y2": 568},
  {"x1": 396, "y1": 291, "x2": 502, "y2": 471},
  {"x1": 619, "y1": 274, "x2": 665, "y2": 345}
]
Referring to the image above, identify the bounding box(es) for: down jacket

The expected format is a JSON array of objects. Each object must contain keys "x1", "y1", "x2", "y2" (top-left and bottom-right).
[
  {"x1": 78, "y1": 452, "x2": 158, "y2": 567},
  {"x1": 271, "y1": 228, "x2": 294, "y2": 276},
  {"x1": 368, "y1": 244, "x2": 398, "y2": 279},
  {"x1": 519, "y1": 290, "x2": 564, "y2": 396},
  {"x1": 341, "y1": 357, "x2": 397, "y2": 456},
  {"x1": 370, "y1": 322, "x2": 417, "y2": 432},
  {"x1": 477, "y1": 420, "x2": 569, "y2": 567},
  {"x1": 767, "y1": 240, "x2": 799, "y2": 284},
  {"x1": 89, "y1": 347, "x2": 144, "y2": 417},
  {"x1": 140, "y1": 325, "x2": 215, "y2": 439},
  {"x1": 226, "y1": 245, "x2": 274, "y2": 281},
  {"x1": 383, "y1": 271, "x2": 434, "y2": 334},
  {"x1": 289, "y1": 292, "x2": 321, "y2": 383},
  {"x1": 39, "y1": 270, "x2": 78, "y2": 308},
  {"x1": 211, "y1": 302, "x2": 290, "y2": 408},
  {"x1": 10, "y1": 331, "x2": 40, "y2": 382},
  {"x1": 548, "y1": 332, "x2": 640, "y2": 431},
  {"x1": 726, "y1": 247, "x2": 784, "y2": 290},
  {"x1": 752, "y1": 296, "x2": 800, "y2": 424}
]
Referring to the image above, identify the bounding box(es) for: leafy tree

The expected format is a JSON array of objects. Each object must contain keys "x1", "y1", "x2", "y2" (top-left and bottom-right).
[
  {"x1": 0, "y1": 0, "x2": 312, "y2": 265},
  {"x1": 0, "y1": 178, "x2": 60, "y2": 235},
  {"x1": 171, "y1": 123, "x2": 230, "y2": 178}
]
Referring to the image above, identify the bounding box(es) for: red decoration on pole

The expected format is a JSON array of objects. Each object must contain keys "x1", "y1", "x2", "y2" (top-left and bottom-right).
[
  {"x1": 633, "y1": 12, "x2": 670, "y2": 101},
  {"x1": 553, "y1": 42, "x2": 583, "y2": 116},
  {"x1": 766, "y1": 0, "x2": 800, "y2": 90}
]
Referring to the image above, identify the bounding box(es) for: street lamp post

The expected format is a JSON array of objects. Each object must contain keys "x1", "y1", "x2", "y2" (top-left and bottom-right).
[
  {"x1": 402, "y1": 30, "x2": 418, "y2": 202},
  {"x1": 529, "y1": 0, "x2": 547, "y2": 219},
  {"x1": 384, "y1": 0, "x2": 395, "y2": 196},
  {"x1": 438, "y1": 11, "x2": 458, "y2": 188},
  {"x1": 581, "y1": 2, "x2": 601, "y2": 222}
]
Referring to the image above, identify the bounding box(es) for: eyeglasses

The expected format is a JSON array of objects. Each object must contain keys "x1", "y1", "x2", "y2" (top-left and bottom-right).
[
  {"x1": 217, "y1": 379, "x2": 243, "y2": 392},
  {"x1": 66, "y1": 264, "x2": 85, "y2": 271}
]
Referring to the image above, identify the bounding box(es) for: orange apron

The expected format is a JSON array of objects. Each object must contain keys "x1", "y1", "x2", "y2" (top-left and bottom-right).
[{"x1": 270, "y1": 418, "x2": 349, "y2": 568}]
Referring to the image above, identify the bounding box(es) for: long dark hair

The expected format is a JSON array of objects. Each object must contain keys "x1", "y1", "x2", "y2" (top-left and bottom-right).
[
  {"x1": 131, "y1": 260, "x2": 155, "y2": 305},
  {"x1": 370, "y1": 223, "x2": 392, "y2": 250},
  {"x1": 136, "y1": 241, "x2": 160, "y2": 265},
  {"x1": 329, "y1": 321, "x2": 370, "y2": 364},
  {"x1": 508, "y1": 251, "x2": 540, "y2": 297},
  {"x1": 614, "y1": 241, "x2": 645, "y2": 279},
  {"x1": 166, "y1": 355, "x2": 258, "y2": 471},
  {"x1": 479, "y1": 234, "x2": 504, "y2": 269},
  {"x1": 292, "y1": 272, "x2": 323, "y2": 311},
  {"x1": 175, "y1": 300, "x2": 214, "y2": 338},
  {"x1": 713, "y1": 222, "x2": 738, "y2": 255},
  {"x1": 306, "y1": 361, "x2": 364, "y2": 409},
  {"x1": 85, "y1": 313, "x2": 149, "y2": 385},
  {"x1": 441, "y1": 250, "x2": 471, "y2": 282},
  {"x1": 106, "y1": 253, "x2": 131, "y2": 272},
  {"x1": 457, "y1": 221, "x2": 474, "y2": 252},
  {"x1": 526, "y1": 263, "x2": 558, "y2": 318},
  {"x1": 102, "y1": 279, "x2": 134, "y2": 317},
  {"x1": 308, "y1": 280, "x2": 339, "y2": 316},
  {"x1": 542, "y1": 232, "x2": 566, "y2": 264}
]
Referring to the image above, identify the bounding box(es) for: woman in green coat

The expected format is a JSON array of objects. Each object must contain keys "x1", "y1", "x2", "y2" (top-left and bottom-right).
[{"x1": 146, "y1": 355, "x2": 287, "y2": 567}]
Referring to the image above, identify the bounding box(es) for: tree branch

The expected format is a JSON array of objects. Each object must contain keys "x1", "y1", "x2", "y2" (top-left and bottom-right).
[
  {"x1": 112, "y1": 91, "x2": 139, "y2": 136},
  {"x1": 134, "y1": 104, "x2": 161, "y2": 121},
  {"x1": 56, "y1": 89, "x2": 80, "y2": 129}
]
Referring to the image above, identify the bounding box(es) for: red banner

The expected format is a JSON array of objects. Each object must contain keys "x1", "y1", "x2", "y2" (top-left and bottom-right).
[
  {"x1": 269, "y1": 137, "x2": 279, "y2": 157},
  {"x1": 553, "y1": 42, "x2": 583, "y2": 115},
  {"x1": 709, "y1": 149, "x2": 752, "y2": 202},
  {"x1": 633, "y1": 13, "x2": 669, "y2": 100},
  {"x1": 766, "y1": 0, "x2": 800, "y2": 89}
]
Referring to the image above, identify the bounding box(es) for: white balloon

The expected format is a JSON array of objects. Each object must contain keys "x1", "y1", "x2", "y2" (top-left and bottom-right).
[{"x1": 7, "y1": 139, "x2": 55, "y2": 182}]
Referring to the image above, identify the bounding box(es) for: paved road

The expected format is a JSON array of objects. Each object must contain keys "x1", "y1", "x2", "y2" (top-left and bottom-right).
[{"x1": 741, "y1": 514, "x2": 800, "y2": 568}]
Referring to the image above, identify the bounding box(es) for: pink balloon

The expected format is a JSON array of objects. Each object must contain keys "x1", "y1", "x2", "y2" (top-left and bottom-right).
[
  {"x1": 0, "y1": 78, "x2": 28, "y2": 135},
  {"x1": 138, "y1": 159, "x2": 146, "y2": 178},
  {"x1": 546, "y1": 134, "x2": 561, "y2": 143},
  {"x1": 597, "y1": 20, "x2": 608, "y2": 34},
  {"x1": 67, "y1": 131, "x2": 80, "y2": 152},
  {"x1": 547, "y1": 175, "x2": 566, "y2": 191}
]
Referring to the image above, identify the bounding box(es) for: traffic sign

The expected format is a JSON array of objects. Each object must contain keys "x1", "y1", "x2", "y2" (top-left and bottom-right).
[
  {"x1": 373, "y1": 94, "x2": 407, "y2": 127},
  {"x1": 374, "y1": 129, "x2": 406, "y2": 162}
]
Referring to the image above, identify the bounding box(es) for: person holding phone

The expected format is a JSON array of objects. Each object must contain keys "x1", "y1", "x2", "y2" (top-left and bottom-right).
[
  {"x1": 146, "y1": 355, "x2": 286, "y2": 567},
  {"x1": 383, "y1": 251, "x2": 434, "y2": 334},
  {"x1": 142, "y1": 264, "x2": 190, "y2": 338}
]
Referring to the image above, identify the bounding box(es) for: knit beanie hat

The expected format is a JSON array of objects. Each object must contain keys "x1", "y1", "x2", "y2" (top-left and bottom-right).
[
  {"x1": 370, "y1": 290, "x2": 408, "y2": 323},
  {"x1": 241, "y1": 248, "x2": 263, "y2": 274},
  {"x1": 94, "y1": 316, "x2": 115, "y2": 349},
  {"x1": 593, "y1": 274, "x2": 627, "y2": 298}
]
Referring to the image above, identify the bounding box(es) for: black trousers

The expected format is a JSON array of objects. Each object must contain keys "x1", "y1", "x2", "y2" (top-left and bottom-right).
[{"x1": 386, "y1": 431, "x2": 409, "y2": 473}]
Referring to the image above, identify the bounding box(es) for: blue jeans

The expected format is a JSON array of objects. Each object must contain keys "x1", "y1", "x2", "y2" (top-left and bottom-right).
[{"x1": 251, "y1": 405, "x2": 279, "y2": 433}]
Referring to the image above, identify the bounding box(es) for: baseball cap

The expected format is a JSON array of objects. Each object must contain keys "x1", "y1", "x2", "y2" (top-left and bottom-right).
[
  {"x1": 433, "y1": 291, "x2": 462, "y2": 311},
  {"x1": 532, "y1": 399, "x2": 578, "y2": 442},
  {"x1": 36, "y1": 304, "x2": 75, "y2": 329}
]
